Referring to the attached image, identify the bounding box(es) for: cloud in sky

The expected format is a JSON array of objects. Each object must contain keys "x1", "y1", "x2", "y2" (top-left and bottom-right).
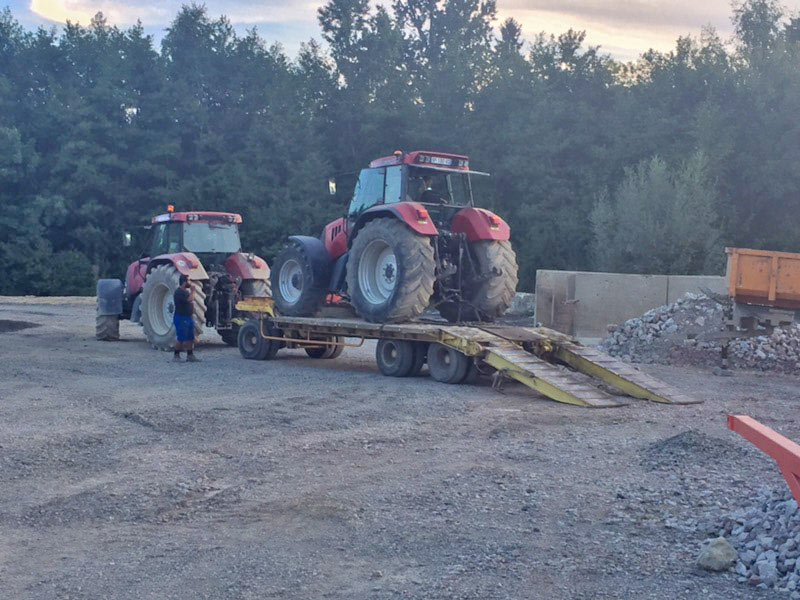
[
  {"x1": 22, "y1": 0, "x2": 800, "y2": 60},
  {"x1": 29, "y1": 0, "x2": 323, "y2": 26},
  {"x1": 499, "y1": 0, "x2": 800, "y2": 60}
]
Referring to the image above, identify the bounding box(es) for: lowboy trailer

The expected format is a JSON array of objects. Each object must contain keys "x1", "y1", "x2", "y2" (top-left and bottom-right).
[{"x1": 234, "y1": 297, "x2": 700, "y2": 409}]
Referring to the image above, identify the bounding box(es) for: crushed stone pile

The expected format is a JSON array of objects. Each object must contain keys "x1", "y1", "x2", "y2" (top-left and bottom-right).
[
  {"x1": 598, "y1": 293, "x2": 800, "y2": 373},
  {"x1": 697, "y1": 487, "x2": 800, "y2": 596}
]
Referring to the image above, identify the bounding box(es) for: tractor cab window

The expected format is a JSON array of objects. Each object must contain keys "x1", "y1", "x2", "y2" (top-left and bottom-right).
[
  {"x1": 149, "y1": 223, "x2": 182, "y2": 256},
  {"x1": 349, "y1": 168, "x2": 386, "y2": 216},
  {"x1": 384, "y1": 166, "x2": 404, "y2": 204},
  {"x1": 150, "y1": 224, "x2": 168, "y2": 256},
  {"x1": 409, "y1": 168, "x2": 472, "y2": 206},
  {"x1": 182, "y1": 222, "x2": 241, "y2": 254}
]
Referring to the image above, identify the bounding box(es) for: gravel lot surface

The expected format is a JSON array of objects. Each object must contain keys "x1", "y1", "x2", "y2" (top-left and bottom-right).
[{"x1": 1, "y1": 300, "x2": 797, "y2": 599}]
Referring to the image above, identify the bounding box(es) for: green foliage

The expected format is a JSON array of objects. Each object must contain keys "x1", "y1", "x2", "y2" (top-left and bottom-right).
[
  {"x1": 0, "y1": 1, "x2": 797, "y2": 295},
  {"x1": 591, "y1": 154, "x2": 723, "y2": 275}
]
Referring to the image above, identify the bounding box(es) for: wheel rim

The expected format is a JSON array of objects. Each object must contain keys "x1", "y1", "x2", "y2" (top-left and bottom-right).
[
  {"x1": 359, "y1": 239, "x2": 397, "y2": 306},
  {"x1": 380, "y1": 340, "x2": 400, "y2": 367},
  {"x1": 431, "y1": 345, "x2": 451, "y2": 367},
  {"x1": 149, "y1": 282, "x2": 174, "y2": 336},
  {"x1": 242, "y1": 329, "x2": 258, "y2": 353},
  {"x1": 279, "y1": 259, "x2": 304, "y2": 304}
]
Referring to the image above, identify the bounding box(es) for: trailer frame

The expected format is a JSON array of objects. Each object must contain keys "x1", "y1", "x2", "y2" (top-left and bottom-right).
[{"x1": 235, "y1": 298, "x2": 701, "y2": 409}]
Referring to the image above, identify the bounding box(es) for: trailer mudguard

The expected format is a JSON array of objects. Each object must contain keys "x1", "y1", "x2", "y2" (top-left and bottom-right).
[
  {"x1": 352, "y1": 203, "x2": 439, "y2": 238},
  {"x1": 450, "y1": 207, "x2": 510, "y2": 242},
  {"x1": 97, "y1": 279, "x2": 123, "y2": 316},
  {"x1": 288, "y1": 235, "x2": 333, "y2": 285},
  {"x1": 225, "y1": 252, "x2": 270, "y2": 282}
]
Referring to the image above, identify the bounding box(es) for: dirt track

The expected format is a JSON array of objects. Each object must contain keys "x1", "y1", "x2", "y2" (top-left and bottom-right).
[{"x1": 1, "y1": 300, "x2": 797, "y2": 599}]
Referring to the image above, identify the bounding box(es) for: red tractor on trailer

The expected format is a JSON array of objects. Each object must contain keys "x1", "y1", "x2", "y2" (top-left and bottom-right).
[
  {"x1": 96, "y1": 209, "x2": 270, "y2": 349},
  {"x1": 271, "y1": 150, "x2": 518, "y2": 323}
]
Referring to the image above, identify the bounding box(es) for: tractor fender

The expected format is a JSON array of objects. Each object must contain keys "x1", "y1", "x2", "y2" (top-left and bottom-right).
[
  {"x1": 225, "y1": 252, "x2": 270, "y2": 282},
  {"x1": 96, "y1": 279, "x2": 123, "y2": 316},
  {"x1": 450, "y1": 207, "x2": 510, "y2": 242},
  {"x1": 148, "y1": 253, "x2": 209, "y2": 280},
  {"x1": 288, "y1": 235, "x2": 334, "y2": 286},
  {"x1": 352, "y1": 203, "x2": 439, "y2": 240},
  {"x1": 125, "y1": 260, "x2": 148, "y2": 297}
]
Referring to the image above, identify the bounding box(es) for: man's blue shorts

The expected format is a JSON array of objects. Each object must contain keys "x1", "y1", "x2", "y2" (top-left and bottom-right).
[{"x1": 174, "y1": 314, "x2": 195, "y2": 342}]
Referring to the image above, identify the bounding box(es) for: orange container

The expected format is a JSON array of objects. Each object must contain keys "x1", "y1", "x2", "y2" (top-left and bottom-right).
[{"x1": 726, "y1": 247, "x2": 800, "y2": 309}]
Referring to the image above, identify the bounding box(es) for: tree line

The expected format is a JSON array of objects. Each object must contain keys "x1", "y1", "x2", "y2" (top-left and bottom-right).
[{"x1": 0, "y1": 0, "x2": 798, "y2": 295}]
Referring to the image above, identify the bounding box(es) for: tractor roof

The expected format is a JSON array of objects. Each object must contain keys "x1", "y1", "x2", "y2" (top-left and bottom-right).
[
  {"x1": 152, "y1": 211, "x2": 243, "y2": 224},
  {"x1": 368, "y1": 150, "x2": 488, "y2": 176}
]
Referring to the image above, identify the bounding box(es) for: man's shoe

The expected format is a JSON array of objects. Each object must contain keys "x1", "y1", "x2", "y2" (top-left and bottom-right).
[
  {"x1": 172, "y1": 354, "x2": 182, "y2": 362},
  {"x1": 186, "y1": 354, "x2": 201, "y2": 363}
]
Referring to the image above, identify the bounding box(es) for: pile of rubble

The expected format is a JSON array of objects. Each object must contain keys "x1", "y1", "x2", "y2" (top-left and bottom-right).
[
  {"x1": 700, "y1": 487, "x2": 800, "y2": 596},
  {"x1": 598, "y1": 293, "x2": 800, "y2": 373}
]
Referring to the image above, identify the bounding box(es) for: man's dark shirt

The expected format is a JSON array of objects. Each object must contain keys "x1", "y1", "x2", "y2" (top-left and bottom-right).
[{"x1": 174, "y1": 288, "x2": 192, "y2": 317}]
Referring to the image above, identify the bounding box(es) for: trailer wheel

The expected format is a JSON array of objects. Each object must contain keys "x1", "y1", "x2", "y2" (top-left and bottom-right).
[
  {"x1": 408, "y1": 342, "x2": 428, "y2": 377},
  {"x1": 238, "y1": 319, "x2": 277, "y2": 360},
  {"x1": 305, "y1": 336, "x2": 344, "y2": 359},
  {"x1": 427, "y1": 343, "x2": 471, "y2": 384},
  {"x1": 375, "y1": 339, "x2": 416, "y2": 377},
  {"x1": 325, "y1": 336, "x2": 345, "y2": 359}
]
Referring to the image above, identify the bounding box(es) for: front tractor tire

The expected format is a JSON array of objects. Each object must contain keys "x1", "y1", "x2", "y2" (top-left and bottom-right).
[
  {"x1": 439, "y1": 240, "x2": 519, "y2": 323},
  {"x1": 95, "y1": 312, "x2": 120, "y2": 341},
  {"x1": 347, "y1": 218, "x2": 435, "y2": 323},
  {"x1": 271, "y1": 243, "x2": 328, "y2": 317},
  {"x1": 141, "y1": 264, "x2": 206, "y2": 351}
]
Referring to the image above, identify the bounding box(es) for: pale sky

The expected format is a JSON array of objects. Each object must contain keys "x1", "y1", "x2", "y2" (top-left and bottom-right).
[{"x1": 10, "y1": 0, "x2": 800, "y2": 60}]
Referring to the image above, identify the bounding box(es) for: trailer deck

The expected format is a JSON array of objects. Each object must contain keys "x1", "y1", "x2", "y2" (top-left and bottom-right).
[{"x1": 236, "y1": 298, "x2": 701, "y2": 408}]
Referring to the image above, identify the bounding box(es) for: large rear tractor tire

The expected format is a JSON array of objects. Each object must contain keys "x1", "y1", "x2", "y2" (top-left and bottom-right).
[
  {"x1": 347, "y1": 218, "x2": 435, "y2": 323},
  {"x1": 439, "y1": 240, "x2": 518, "y2": 323},
  {"x1": 141, "y1": 264, "x2": 206, "y2": 351},
  {"x1": 271, "y1": 243, "x2": 327, "y2": 316},
  {"x1": 241, "y1": 278, "x2": 271, "y2": 298},
  {"x1": 95, "y1": 311, "x2": 120, "y2": 341}
]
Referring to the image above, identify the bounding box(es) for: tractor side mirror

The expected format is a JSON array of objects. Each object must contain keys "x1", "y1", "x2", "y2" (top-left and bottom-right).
[
  {"x1": 328, "y1": 178, "x2": 337, "y2": 196},
  {"x1": 123, "y1": 232, "x2": 132, "y2": 247}
]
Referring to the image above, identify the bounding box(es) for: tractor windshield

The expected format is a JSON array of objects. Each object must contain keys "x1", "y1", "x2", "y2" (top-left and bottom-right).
[
  {"x1": 409, "y1": 168, "x2": 473, "y2": 206},
  {"x1": 182, "y1": 222, "x2": 241, "y2": 254}
]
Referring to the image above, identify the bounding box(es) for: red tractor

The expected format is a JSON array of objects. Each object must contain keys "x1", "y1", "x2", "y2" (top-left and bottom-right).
[
  {"x1": 271, "y1": 150, "x2": 518, "y2": 323},
  {"x1": 96, "y1": 209, "x2": 270, "y2": 349}
]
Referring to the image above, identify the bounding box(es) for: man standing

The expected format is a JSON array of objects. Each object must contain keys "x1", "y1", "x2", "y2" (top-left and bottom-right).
[{"x1": 173, "y1": 275, "x2": 200, "y2": 362}]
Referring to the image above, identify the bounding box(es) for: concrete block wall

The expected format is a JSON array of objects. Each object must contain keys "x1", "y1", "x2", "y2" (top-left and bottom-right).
[{"x1": 535, "y1": 270, "x2": 726, "y2": 340}]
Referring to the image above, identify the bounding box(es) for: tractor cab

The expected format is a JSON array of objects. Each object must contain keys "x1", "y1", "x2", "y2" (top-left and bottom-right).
[
  {"x1": 146, "y1": 211, "x2": 243, "y2": 266},
  {"x1": 347, "y1": 151, "x2": 488, "y2": 221}
]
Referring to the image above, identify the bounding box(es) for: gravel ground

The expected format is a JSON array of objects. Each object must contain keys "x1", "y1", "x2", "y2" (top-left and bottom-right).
[{"x1": 1, "y1": 300, "x2": 798, "y2": 599}]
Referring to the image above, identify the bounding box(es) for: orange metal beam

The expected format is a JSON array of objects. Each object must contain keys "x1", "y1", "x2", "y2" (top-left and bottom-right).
[{"x1": 728, "y1": 415, "x2": 800, "y2": 503}]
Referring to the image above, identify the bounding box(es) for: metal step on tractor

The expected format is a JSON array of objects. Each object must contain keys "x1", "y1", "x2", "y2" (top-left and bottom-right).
[
  {"x1": 96, "y1": 207, "x2": 270, "y2": 349},
  {"x1": 271, "y1": 150, "x2": 519, "y2": 323}
]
